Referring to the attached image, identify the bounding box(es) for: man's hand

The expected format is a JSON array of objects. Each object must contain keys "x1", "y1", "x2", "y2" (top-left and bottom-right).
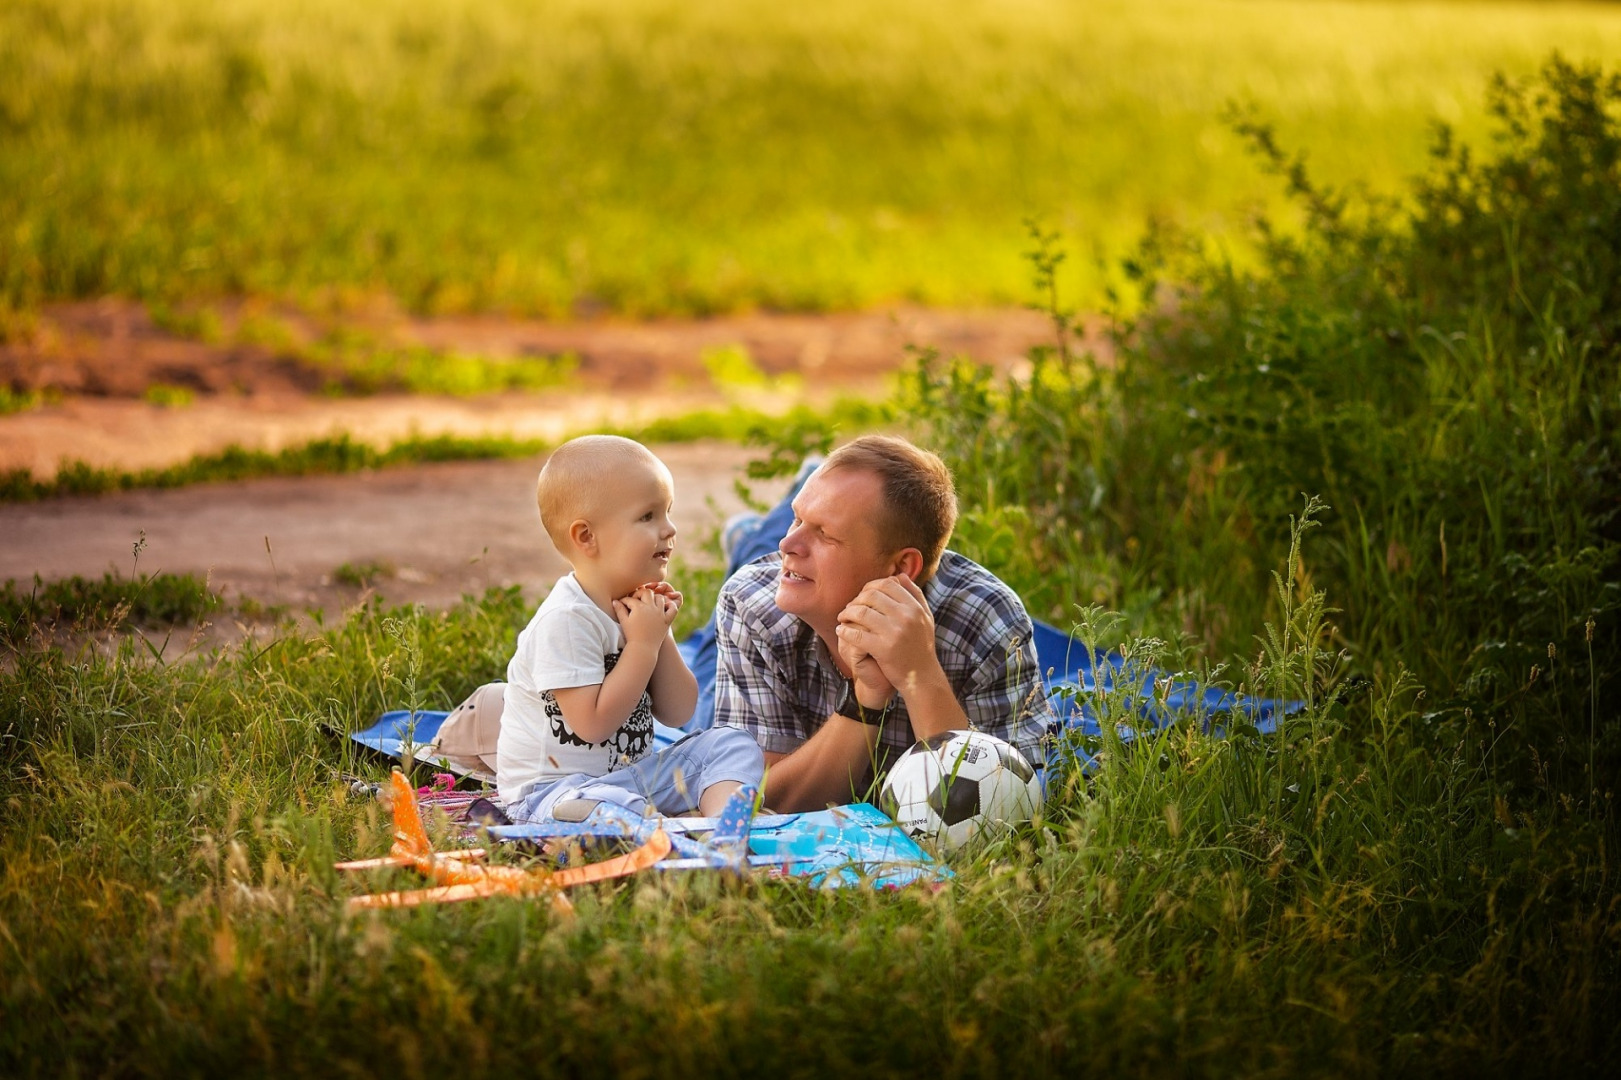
[
  {"x1": 835, "y1": 574, "x2": 967, "y2": 741},
  {"x1": 834, "y1": 622, "x2": 894, "y2": 707},
  {"x1": 836, "y1": 575, "x2": 937, "y2": 697}
]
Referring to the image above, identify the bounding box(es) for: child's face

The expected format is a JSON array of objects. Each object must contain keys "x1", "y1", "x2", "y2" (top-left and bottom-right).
[{"x1": 591, "y1": 457, "x2": 677, "y2": 596}]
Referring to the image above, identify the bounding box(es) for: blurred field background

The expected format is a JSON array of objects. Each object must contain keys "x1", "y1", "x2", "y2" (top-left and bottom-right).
[{"x1": 4, "y1": 0, "x2": 1621, "y2": 321}]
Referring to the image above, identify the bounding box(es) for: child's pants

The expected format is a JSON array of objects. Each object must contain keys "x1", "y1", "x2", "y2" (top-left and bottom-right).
[{"x1": 505, "y1": 725, "x2": 763, "y2": 822}]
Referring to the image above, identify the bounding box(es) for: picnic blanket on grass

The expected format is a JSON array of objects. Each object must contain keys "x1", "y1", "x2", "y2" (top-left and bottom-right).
[
  {"x1": 493, "y1": 803, "x2": 943, "y2": 889},
  {"x1": 353, "y1": 616, "x2": 1298, "y2": 784},
  {"x1": 348, "y1": 768, "x2": 944, "y2": 889},
  {"x1": 350, "y1": 459, "x2": 1299, "y2": 882}
]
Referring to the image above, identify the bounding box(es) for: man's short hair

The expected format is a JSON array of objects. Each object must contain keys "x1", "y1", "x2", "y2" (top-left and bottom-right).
[
  {"x1": 821, "y1": 435, "x2": 957, "y2": 582},
  {"x1": 535, "y1": 435, "x2": 661, "y2": 552}
]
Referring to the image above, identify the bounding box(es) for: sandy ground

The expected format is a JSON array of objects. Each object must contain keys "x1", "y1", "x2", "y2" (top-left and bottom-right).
[
  {"x1": 0, "y1": 385, "x2": 820, "y2": 479},
  {"x1": 0, "y1": 299, "x2": 1075, "y2": 478},
  {"x1": 0, "y1": 442, "x2": 776, "y2": 618}
]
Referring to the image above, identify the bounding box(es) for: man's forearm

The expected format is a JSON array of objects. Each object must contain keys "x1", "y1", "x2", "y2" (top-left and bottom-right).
[
  {"x1": 893, "y1": 659, "x2": 970, "y2": 741},
  {"x1": 759, "y1": 716, "x2": 881, "y2": 813}
]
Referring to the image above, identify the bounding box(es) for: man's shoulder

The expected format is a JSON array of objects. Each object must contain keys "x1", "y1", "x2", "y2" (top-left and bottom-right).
[
  {"x1": 719, "y1": 555, "x2": 783, "y2": 615},
  {"x1": 931, "y1": 550, "x2": 1025, "y2": 607},
  {"x1": 928, "y1": 551, "x2": 1034, "y2": 652}
]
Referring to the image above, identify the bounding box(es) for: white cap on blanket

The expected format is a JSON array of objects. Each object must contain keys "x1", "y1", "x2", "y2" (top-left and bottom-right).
[{"x1": 431, "y1": 681, "x2": 504, "y2": 775}]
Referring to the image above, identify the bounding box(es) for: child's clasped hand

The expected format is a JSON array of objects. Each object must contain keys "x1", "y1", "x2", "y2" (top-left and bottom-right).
[{"x1": 614, "y1": 583, "x2": 681, "y2": 642}]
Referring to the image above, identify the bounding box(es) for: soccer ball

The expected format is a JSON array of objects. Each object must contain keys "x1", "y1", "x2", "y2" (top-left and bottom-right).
[{"x1": 879, "y1": 729, "x2": 1042, "y2": 853}]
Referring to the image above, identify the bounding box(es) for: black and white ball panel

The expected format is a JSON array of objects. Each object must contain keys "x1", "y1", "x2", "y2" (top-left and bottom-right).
[{"x1": 879, "y1": 729, "x2": 1042, "y2": 852}]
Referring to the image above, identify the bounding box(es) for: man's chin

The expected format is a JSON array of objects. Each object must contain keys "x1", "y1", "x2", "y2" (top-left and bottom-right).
[{"x1": 774, "y1": 582, "x2": 808, "y2": 616}]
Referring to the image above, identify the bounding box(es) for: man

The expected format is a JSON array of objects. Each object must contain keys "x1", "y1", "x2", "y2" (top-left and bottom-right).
[{"x1": 713, "y1": 435, "x2": 1051, "y2": 812}]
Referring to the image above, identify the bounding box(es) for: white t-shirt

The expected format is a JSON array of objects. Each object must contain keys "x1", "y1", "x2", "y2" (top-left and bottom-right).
[{"x1": 497, "y1": 574, "x2": 656, "y2": 804}]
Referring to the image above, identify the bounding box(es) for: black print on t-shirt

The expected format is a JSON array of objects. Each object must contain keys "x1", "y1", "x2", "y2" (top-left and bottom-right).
[{"x1": 543, "y1": 649, "x2": 654, "y2": 766}]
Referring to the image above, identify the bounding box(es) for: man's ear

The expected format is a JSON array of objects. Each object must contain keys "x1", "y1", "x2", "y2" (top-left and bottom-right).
[
  {"x1": 568, "y1": 519, "x2": 596, "y2": 557},
  {"x1": 891, "y1": 548, "x2": 924, "y2": 582}
]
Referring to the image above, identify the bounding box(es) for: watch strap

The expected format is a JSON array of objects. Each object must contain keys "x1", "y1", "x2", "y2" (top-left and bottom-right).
[{"x1": 836, "y1": 680, "x2": 890, "y2": 727}]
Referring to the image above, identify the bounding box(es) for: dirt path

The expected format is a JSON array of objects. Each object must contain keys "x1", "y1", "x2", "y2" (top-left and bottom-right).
[
  {"x1": 0, "y1": 386, "x2": 807, "y2": 479},
  {"x1": 1, "y1": 300, "x2": 1072, "y2": 478},
  {"x1": 0, "y1": 442, "x2": 779, "y2": 634}
]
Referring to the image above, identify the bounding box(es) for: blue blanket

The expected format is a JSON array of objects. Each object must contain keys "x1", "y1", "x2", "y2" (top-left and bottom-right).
[
  {"x1": 676, "y1": 613, "x2": 1295, "y2": 769},
  {"x1": 493, "y1": 803, "x2": 944, "y2": 889}
]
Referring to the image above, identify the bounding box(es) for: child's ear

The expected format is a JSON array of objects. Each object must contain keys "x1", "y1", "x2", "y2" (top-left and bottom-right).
[{"x1": 569, "y1": 519, "x2": 596, "y2": 556}]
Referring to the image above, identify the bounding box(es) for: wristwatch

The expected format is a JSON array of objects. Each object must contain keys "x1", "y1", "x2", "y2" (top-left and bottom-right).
[{"x1": 836, "y1": 680, "x2": 892, "y2": 727}]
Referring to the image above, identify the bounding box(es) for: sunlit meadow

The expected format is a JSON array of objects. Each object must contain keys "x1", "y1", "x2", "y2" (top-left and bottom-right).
[{"x1": 3, "y1": 0, "x2": 1621, "y2": 317}]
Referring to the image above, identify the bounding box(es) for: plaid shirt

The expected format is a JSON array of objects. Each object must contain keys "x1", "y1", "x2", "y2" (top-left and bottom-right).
[{"x1": 713, "y1": 551, "x2": 1052, "y2": 770}]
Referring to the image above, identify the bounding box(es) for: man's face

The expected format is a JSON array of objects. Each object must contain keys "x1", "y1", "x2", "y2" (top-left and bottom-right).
[{"x1": 775, "y1": 466, "x2": 896, "y2": 632}]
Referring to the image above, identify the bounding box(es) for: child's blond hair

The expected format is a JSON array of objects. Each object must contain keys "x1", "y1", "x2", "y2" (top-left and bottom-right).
[{"x1": 534, "y1": 435, "x2": 664, "y2": 553}]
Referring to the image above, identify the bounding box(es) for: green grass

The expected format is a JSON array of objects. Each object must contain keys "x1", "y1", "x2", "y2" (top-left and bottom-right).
[
  {"x1": 0, "y1": 525, "x2": 1610, "y2": 1073},
  {"x1": 329, "y1": 561, "x2": 394, "y2": 591},
  {"x1": 0, "y1": 386, "x2": 46, "y2": 415},
  {"x1": 5, "y1": 0, "x2": 1621, "y2": 317},
  {"x1": 298, "y1": 328, "x2": 580, "y2": 398},
  {"x1": 127, "y1": 299, "x2": 584, "y2": 397},
  {"x1": 0, "y1": 568, "x2": 223, "y2": 649}
]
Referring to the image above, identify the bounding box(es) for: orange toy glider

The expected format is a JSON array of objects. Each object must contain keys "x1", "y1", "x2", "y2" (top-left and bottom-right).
[{"x1": 336, "y1": 771, "x2": 670, "y2": 911}]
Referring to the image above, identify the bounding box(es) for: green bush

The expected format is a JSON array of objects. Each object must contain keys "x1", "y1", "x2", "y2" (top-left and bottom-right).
[{"x1": 910, "y1": 56, "x2": 1620, "y2": 805}]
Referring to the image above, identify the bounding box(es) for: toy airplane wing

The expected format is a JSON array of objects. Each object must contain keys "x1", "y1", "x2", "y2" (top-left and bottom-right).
[{"x1": 336, "y1": 771, "x2": 670, "y2": 910}]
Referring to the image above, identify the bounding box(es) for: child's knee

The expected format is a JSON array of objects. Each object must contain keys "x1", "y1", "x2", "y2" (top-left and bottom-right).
[
  {"x1": 709, "y1": 725, "x2": 759, "y2": 753},
  {"x1": 708, "y1": 726, "x2": 764, "y2": 780}
]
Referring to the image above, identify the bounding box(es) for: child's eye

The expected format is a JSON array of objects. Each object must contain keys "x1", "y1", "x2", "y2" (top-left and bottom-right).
[{"x1": 639, "y1": 511, "x2": 654, "y2": 521}]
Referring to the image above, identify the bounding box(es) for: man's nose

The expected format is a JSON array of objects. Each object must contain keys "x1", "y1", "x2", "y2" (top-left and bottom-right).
[{"x1": 778, "y1": 523, "x2": 804, "y2": 555}]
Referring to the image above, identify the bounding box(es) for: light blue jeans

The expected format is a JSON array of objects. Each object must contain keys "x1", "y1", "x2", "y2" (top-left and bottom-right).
[{"x1": 506, "y1": 726, "x2": 763, "y2": 822}]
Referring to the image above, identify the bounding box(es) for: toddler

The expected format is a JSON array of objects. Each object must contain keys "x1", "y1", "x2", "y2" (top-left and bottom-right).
[{"x1": 498, "y1": 435, "x2": 763, "y2": 822}]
